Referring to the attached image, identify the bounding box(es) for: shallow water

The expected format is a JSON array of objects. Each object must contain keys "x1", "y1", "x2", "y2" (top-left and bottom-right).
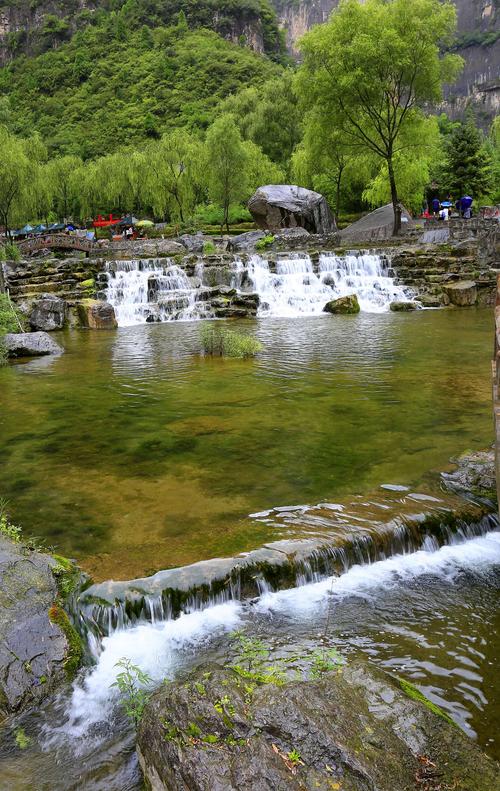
[{"x1": 0, "y1": 309, "x2": 493, "y2": 580}]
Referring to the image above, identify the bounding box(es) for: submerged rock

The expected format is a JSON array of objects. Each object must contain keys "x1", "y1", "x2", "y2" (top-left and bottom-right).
[
  {"x1": 443, "y1": 280, "x2": 477, "y2": 306},
  {"x1": 76, "y1": 299, "x2": 117, "y2": 329},
  {"x1": 248, "y1": 185, "x2": 336, "y2": 234},
  {"x1": 323, "y1": 294, "x2": 360, "y2": 314},
  {"x1": 4, "y1": 331, "x2": 63, "y2": 357},
  {"x1": 137, "y1": 661, "x2": 500, "y2": 791},
  {"x1": 29, "y1": 294, "x2": 67, "y2": 331},
  {"x1": 0, "y1": 537, "x2": 82, "y2": 715},
  {"x1": 389, "y1": 301, "x2": 419, "y2": 312}
]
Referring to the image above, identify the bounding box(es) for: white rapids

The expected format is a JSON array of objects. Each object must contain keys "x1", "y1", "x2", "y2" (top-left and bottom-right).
[
  {"x1": 52, "y1": 529, "x2": 500, "y2": 737},
  {"x1": 105, "y1": 252, "x2": 410, "y2": 326}
]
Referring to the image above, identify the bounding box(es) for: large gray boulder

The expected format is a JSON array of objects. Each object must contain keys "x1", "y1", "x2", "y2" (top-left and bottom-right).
[
  {"x1": 0, "y1": 537, "x2": 81, "y2": 714},
  {"x1": 248, "y1": 185, "x2": 336, "y2": 234},
  {"x1": 137, "y1": 661, "x2": 500, "y2": 791},
  {"x1": 4, "y1": 331, "x2": 63, "y2": 357},
  {"x1": 29, "y1": 294, "x2": 67, "y2": 331}
]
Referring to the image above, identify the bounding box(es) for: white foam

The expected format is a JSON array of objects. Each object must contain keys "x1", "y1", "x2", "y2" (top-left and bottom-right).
[
  {"x1": 255, "y1": 531, "x2": 500, "y2": 616},
  {"x1": 62, "y1": 602, "x2": 241, "y2": 735}
]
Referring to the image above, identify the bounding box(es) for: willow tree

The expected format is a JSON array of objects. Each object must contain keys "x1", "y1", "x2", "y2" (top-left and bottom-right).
[
  {"x1": 45, "y1": 155, "x2": 83, "y2": 220},
  {"x1": 296, "y1": 0, "x2": 463, "y2": 234},
  {"x1": 144, "y1": 131, "x2": 203, "y2": 223},
  {"x1": 0, "y1": 127, "x2": 43, "y2": 237}
]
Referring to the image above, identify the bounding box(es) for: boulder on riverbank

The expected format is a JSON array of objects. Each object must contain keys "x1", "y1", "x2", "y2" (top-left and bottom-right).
[
  {"x1": 29, "y1": 294, "x2": 67, "y2": 331},
  {"x1": 248, "y1": 185, "x2": 336, "y2": 235},
  {"x1": 76, "y1": 299, "x2": 117, "y2": 329},
  {"x1": 340, "y1": 203, "x2": 415, "y2": 242},
  {"x1": 137, "y1": 660, "x2": 500, "y2": 791},
  {"x1": 323, "y1": 294, "x2": 360, "y2": 314},
  {"x1": 0, "y1": 536, "x2": 82, "y2": 715},
  {"x1": 443, "y1": 280, "x2": 477, "y2": 306},
  {"x1": 4, "y1": 331, "x2": 63, "y2": 357}
]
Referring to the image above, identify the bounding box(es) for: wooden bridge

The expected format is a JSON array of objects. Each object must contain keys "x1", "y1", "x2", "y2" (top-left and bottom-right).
[{"x1": 16, "y1": 234, "x2": 96, "y2": 256}]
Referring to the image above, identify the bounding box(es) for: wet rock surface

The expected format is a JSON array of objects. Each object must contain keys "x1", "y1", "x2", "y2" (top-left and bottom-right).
[
  {"x1": 137, "y1": 661, "x2": 500, "y2": 791},
  {"x1": 29, "y1": 293, "x2": 67, "y2": 331},
  {"x1": 248, "y1": 185, "x2": 336, "y2": 235},
  {"x1": 0, "y1": 538, "x2": 68, "y2": 715},
  {"x1": 4, "y1": 331, "x2": 63, "y2": 357},
  {"x1": 389, "y1": 300, "x2": 419, "y2": 312},
  {"x1": 442, "y1": 449, "x2": 497, "y2": 502}
]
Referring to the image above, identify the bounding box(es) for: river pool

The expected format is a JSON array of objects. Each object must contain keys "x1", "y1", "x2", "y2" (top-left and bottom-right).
[{"x1": 0, "y1": 308, "x2": 494, "y2": 581}]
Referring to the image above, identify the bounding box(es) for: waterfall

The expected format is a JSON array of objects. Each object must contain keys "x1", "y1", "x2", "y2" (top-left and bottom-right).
[
  {"x1": 105, "y1": 252, "x2": 411, "y2": 326},
  {"x1": 105, "y1": 259, "x2": 214, "y2": 326}
]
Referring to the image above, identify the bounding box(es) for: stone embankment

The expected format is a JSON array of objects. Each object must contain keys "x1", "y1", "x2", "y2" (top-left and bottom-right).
[{"x1": 493, "y1": 274, "x2": 500, "y2": 508}]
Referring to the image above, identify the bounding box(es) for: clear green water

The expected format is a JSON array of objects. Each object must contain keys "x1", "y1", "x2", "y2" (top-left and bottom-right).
[{"x1": 0, "y1": 309, "x2": 494, "y2": 580}]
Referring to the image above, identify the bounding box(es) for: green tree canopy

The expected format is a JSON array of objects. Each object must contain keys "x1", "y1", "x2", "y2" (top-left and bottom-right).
[
  {"x1": 204, "y1": 115, "x2": 249, "y2": 232},
  {"x1": 143, "y1": 130, "x2": 204, "y2": 222},
  {"x1": 296, "y1": 0, "x2": 463, "y2": 234}
]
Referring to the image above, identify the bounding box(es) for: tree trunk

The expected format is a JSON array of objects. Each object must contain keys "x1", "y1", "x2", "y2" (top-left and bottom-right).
[
  {"x1": 335, "y1": 165, "x2": 344, "y2": 224},
  {"x1": 387, "y1": 156, "x2": 401, "y2": 236}
]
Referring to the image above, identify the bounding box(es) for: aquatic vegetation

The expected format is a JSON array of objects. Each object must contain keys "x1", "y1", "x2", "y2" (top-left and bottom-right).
[
  {"x1": 48, "y1": 604, "x2": 83, "y2": 680},
  {"x1": 0, "y1": 500, "x2": 22, "y2": 542},
  {"x1": 112, "y1": 658, "x2": 153, "y2": 726},
  {"x1": 0, "y1": 292, "x2": 25, "y2": 365},
  {"x1": 398, "y1": 678, "x2": 456, "y2": 726},
  {"x1": 200, "y1": 325, "x2": 263, "y2": 358}
]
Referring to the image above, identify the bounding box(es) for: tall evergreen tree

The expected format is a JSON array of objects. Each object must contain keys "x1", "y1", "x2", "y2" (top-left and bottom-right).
[{"x1": 441, "y1": 113, "x2": 494, "y2": 198}]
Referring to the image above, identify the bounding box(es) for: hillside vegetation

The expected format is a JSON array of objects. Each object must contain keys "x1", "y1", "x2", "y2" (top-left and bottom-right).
[{"x1": 0, "y1": 19, "x2": 281, "y2": 157}]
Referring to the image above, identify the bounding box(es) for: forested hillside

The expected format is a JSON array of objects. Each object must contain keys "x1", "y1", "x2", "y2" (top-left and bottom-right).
[{"x1": 0, "y1": 20, "x2": 281, "y2": 157}]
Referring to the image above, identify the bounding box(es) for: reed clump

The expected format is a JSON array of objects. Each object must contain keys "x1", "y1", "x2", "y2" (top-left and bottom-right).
[{"x1": 200, "y1": 324, "x2": 262, "y2": 359}]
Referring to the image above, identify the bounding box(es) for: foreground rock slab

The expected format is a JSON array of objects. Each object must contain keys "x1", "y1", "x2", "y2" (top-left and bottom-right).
[
  {"x1": 4, "y1": 331, "x2": 63, "y2": 357},
  {"x1": 443, "y1": 280, "x2": 478, "y2": 306},
  {"x1": 138, "y1": 661, "x2": 500, "y2": 791},
  {"x1": 248, "y1": 185, "x2": 336, "y2": 234},
  {"x1": 389, "y1": 300, "x2": 419, "y2": 312}
]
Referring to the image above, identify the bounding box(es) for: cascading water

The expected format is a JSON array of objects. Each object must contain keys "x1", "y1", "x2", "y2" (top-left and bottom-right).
[
  {"x1": 105, "y1": 251, "x2": 412, "y2": 326},
  {"x1": 105, "y1": 259, "x2": 215, "y2": 326}
]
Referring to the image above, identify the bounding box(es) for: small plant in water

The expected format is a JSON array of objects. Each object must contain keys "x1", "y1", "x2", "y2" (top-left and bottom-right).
[
  {"x1": 112, "y1": 657, "x2": 153, "y2": 726},
  {"x1": 309, "y1": 647, "x2": 344, "y2": 678},
  {"x1": 200, "y1": 325, "x2": 262, "y2": 359},
  {"x1": 14, "y1": 728, "x2": 31, "y2": 749}
]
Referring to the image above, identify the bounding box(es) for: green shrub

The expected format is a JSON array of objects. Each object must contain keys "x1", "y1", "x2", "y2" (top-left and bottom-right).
[
  {"x1": 195, "y1": 204, "x2": 253, "y2": 226},
  {"x1": 0, "y1": 293, "x2": 24, "y2": 334},
  {"x1": 200, "y1": 324, "x2": 262, "y2": 358},
  {"x1": 203, "y1": 240, "x2": 216, "y2": 254},
  {"x1": 255, "y1": 234, "x2": 275, "y2": 251},
  {"x1": 3, "y1": 243, "x2": 21, "y2": 262}
]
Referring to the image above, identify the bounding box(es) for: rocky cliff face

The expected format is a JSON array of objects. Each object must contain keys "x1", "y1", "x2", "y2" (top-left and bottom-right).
[
  {"x1": 0, "y1": 0, "x2": 275, "y2": 63},
  {"x1": 272, "y1": 0, "x2": 499, "y2": 123}
]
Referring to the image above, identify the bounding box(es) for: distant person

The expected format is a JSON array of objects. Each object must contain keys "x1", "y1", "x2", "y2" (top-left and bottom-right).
[
  {"x1": 432, "y1": 197, "x2": 440, "y2": 217},
  {"x1": 439, "y1": 206, "x2": 449, "y2": 221}
]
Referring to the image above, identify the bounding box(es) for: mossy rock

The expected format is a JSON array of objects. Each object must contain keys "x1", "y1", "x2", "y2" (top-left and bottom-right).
[
  {"x1": 323, "y1": 294, "x2": 360, "y2": 314},
  {"x1": 138, "y1": 660, "x2": 500, "y2": 790}
]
